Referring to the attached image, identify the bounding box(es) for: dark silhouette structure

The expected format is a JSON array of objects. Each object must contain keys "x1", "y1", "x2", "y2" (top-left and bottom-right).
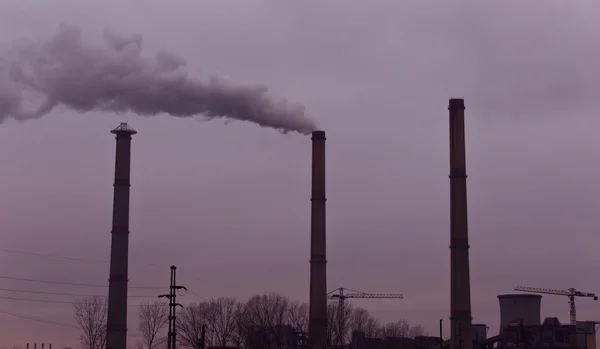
[
  {"x1": 106, "y1": 122, "x2": 137, "y2": 349},
  {"x1": 159, "y1": 265, "x2": 187, "y2": 349},
  {"x1": 308, "y1": 130, "x2": 327, "y2": 349},
  {"x1": 448, "y1": 99, "x2": 473, "y2": 349}
]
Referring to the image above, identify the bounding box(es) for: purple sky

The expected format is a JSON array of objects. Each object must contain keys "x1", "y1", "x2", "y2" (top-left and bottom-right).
[{"x1": 1, "y1": 1, "x2": 600, "y2": 347}]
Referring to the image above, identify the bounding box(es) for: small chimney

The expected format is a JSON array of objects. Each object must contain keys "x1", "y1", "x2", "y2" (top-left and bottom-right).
[
  {"x1": 308, "y1": 130, "x2": 327, "y2": 349},
  {"x1": 448, "y1": 99, "x2": 473, "y2": 349},
  {"x1": 106, "y1": 122, "x2": 137, "y2": 349}
]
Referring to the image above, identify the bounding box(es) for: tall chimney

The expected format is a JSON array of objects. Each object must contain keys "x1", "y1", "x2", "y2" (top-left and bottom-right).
[
  {"x1": 448, "y1": 99, "x2": 473, "y2": 349},
  {"x1": 106, "y1": 122, "x2": 137, "y2": 349},
  {"x1": 308, "y1": 130, "x2": 327, "y2": 349}
]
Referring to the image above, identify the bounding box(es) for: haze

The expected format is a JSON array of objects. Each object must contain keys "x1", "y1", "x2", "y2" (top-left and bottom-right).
[{"x1": 1, "y1": 1, "x2": 600, "y2": 347}]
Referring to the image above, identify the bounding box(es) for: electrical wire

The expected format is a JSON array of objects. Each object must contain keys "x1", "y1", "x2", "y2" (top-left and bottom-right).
[
  {"x1": 0, "y1": 247, "x2": 166, "y2": 268},
  {"x1": 0, "y1": 307, "x2": 79, "y2": 329},
  {"x1": 0, "y1": 248, "x2": 108, "y2": 263},
  {"x1": 0, "y1": 295, "x2": 153, "y2": 306},
  {"x1": 187, "y1": 289, "x2": 207, "y2": 301},
  {"x1": 0, "y1": 275, "x2": 164, "y2": 289},
  {"x1": 0, "y1": 287, "x2": 157, "y2": 298},
  {"x1": 0, "y1": 308, "x2": 145, "y2": 339}
]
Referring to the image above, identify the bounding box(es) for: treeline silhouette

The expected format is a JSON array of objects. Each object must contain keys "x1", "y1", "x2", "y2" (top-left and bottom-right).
[{"x1": 74, "y1": 293, "x2": 427, "y2": 349}]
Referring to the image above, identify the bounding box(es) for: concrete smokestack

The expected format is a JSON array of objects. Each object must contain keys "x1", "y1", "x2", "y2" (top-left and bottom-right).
[
  {"x1": 308, "y1": 130, "x2": 327, "y2": 349},
  {"x1": 106, "y1": 122, "x2": 137, "y2": 349},
  {"x1": 448, "y1": 99, "x2": 473, "y2": 349}
]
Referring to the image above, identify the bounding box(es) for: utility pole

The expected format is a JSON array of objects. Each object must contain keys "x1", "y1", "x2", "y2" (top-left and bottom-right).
[{"x1": 159, "y1": 265, "x2": 187, "y2": 349}]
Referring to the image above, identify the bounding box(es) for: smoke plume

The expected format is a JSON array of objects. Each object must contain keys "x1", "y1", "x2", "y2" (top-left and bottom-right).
[{"x1": 0, "y1": 25, "x2": 318, "y2": 135}]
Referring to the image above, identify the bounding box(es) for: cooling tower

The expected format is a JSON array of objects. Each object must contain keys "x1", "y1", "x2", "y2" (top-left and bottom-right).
[
  {"x1": 308, "y1": 130, "x2": 327, "y2": 349},
  {"x1": 498, "y1": 294, "x2": 542, "y2": 333},
  {"x1": 106, "y1": 122, "x2": 137, "y2": 349},
  {"x1": 448, "y1": 98, "x2": 473, "y2": 349}
]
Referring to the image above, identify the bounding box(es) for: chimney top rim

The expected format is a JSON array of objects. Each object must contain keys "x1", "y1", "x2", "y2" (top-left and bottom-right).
[
  {"x1": 111, "y1": 122, "x2": 137, "y2": 135},
  {"x1": 311, "y1": 130, "x2": 326, "y2": 140},
  {"x1": 448, "y1": 98, "x2": 465, "y2": 110},
  {"x1": 498, "y1": 294, "x2": 543, "y2": 299}
]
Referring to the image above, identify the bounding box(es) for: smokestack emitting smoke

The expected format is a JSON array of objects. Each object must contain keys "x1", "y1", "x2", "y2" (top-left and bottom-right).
[
  {"x1": 107, "y1": 122, "x2": 136, "y2": 349},
  {"x1": 0, "y1": 25, "x2": 317, "y2": 135},
  {"x1": 308, "y1": 130, "x2": 327, "y2": 349},
  {"x1": 448, "y1": 99, "x2": 473, "y2": 349}
]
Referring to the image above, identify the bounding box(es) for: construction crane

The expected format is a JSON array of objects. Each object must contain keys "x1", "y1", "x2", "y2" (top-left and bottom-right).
[
  {"x1": 514, "y1": 286, "x2": 598, "y2": 325},
  {"x1": 328, "y1": 287, "x2": 403, "y2": 346}
]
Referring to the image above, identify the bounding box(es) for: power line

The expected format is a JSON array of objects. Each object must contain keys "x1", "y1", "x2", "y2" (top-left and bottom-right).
[
  {"x1": 0, "y1": 275, "x2": 164, "y2": 289},
  {"x1": 0, "y1": 247, "x2": 165, "y2": 268},
  {"x1": 0, "y1": 295, "x2": 83, "y2": 304},
  {"x1": 0, "y1": 248, "x2": 108, "y2": 263},
  {"x1": 0, "y1": 308, "x2": 145, "y2": 339},
  {"x1": 187, "y1": 289, "x2": 207, "y2": 301},
  {"x1": 0, "y1": 307, "x2": 79, "y2": 329},
  {"x1": 0, "y1": 295, "x2": 157, "y2": 306},
  {"x1": 0, "y1": 287, "x2": 157, "y2": 298}
]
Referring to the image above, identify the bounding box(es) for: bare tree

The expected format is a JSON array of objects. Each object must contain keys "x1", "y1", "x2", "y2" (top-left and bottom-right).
[
  {"x1": 74, "y1": 296, "x2": 108, "y2": 349},
  {"x1": 382, "y1": 319, "x2": 410, "y2": 338},
  {"x1": 178, "y1": 302, "x2": 211, "y2": 349},
  {"x1": 286, "y1": 301, "x2": 309, "y2": 334},
  {"x1": 349, "y1": 307, "x2": 380, "y2": 339},
  {"x1": 408, "y1": 324, "x2": 427, "y2": 337},
  {"x1": 232, "y1": 302, "x2": 251, "y2": 349},
  {"x1": 326, "y1": 300, "x2": 353, "y2": 346},
  {"x1": 206, "y1": 297, "x2": 238, "y2": 348},
  {"x1": 363, "y1": 317, "x2": 381, "y2": 338},
  {"x1": 139, "y1": 301, "x2": 169, "y2": 349},
  {"x1": 326, "y1": 303, "x2": 337, "y2": 345},
  {"x1": 243, "y1": 293, "x2": 289, "y2": 349},
  {"x1": 349, "y1": 307, "x2": 370, "y2": 334}
]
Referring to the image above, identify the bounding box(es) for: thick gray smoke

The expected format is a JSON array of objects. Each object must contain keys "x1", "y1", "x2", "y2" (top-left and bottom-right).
[{"x1": 0, "y1": 25, "x2": 318, "y2": 135}]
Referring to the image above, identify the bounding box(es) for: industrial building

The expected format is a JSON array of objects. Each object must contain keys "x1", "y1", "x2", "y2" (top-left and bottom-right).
[
  {"x1": 476, "y1": 294, "x2": 597, "y2": 349},
  {"x1": 95, "y1": 102, "x2": 597, "y2": 349},
  {"x1": 245, "y1": 325, "x2": 302, "y2": 349},
  {"x1": 348, "y1": 332, "x2": 440, "y2": 349},
  {"x1": 431, "y1": 294, "x2": 598, "y2": 349}
]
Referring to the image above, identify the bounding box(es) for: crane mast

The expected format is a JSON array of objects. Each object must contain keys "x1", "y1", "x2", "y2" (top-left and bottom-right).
[
  {"x1": 328, "y1": 287, "x2": 403, "y2": 346},
  {"x1": 514, "y1": 286, "x2": 598, "y2": 325}
]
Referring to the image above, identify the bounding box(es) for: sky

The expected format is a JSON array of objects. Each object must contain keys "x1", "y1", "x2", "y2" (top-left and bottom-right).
[{"x1": 1, "y1": 0, "x2": 600, "y2": 347}]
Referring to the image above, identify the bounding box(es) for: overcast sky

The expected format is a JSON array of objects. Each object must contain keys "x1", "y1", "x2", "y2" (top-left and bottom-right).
[{"x1": 1, "y1": 0, "x2": 600, "y2": 347}]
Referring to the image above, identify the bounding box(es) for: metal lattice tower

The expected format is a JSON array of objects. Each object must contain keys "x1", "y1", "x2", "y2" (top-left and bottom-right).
[{"x1": 515, "y1": 286, "x2": 598, "y2": 325}]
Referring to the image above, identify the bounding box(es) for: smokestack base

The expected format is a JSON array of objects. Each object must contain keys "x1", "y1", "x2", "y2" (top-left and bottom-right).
[
  {"x1": 448, "y1": 98, "x2": 465, "y2": 110},
  {"x1": 312, "y1": 130, "x2": 326, "y2": 140}
]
